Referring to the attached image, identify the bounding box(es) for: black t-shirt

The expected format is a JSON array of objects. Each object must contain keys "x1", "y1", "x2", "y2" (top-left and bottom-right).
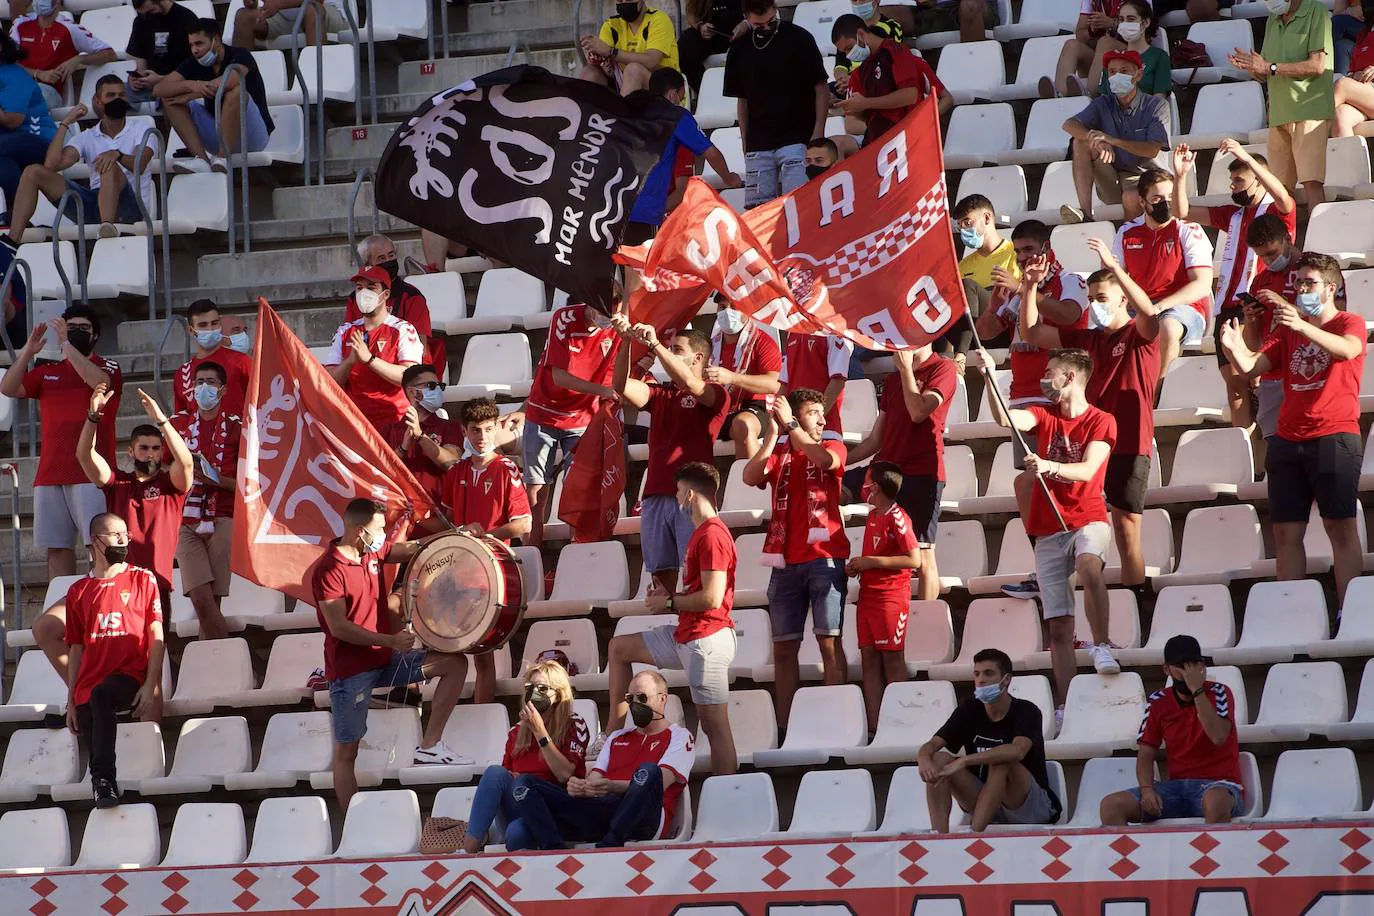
[
  {"x1": 935, "y1": 697, "x2": 1057, "y2": 801},
  {"x1": 701, "y1": 0, "x2": 743, "y2": 35},
  {"x1": 175, "y1": 45, "x2": 275, "y2": 134},
  {"x1": 723, "y1": 21, "x2": 827, "y2": 152},
  {"x1": 126, "y1": 3, "x2": 201, "y2": 76}
]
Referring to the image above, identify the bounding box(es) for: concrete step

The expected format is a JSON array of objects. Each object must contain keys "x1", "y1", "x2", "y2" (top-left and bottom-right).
[
  {"x1": 195, "y1": 238, "x2": 422, "y2": 290},
  {"x1": 324, "y1": 123, "x2": 397, "y2": 166},
  {"x1": 467, "y1": 0, "x2": 583, "y2": 35},
  {"x1": 117, "y1": 305, "x2": 346, "y2": 354},
  {"x1": 271, "y1": 180, "x2": 379, "y2": 221},
  {"x1": 386, "y1": 48, "x2": 582, "y2": 116}
]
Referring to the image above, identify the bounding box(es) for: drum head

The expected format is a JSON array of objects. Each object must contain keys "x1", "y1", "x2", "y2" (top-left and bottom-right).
[{"x1": 406, "y1": 534, "x2": 511, "y2": 654}]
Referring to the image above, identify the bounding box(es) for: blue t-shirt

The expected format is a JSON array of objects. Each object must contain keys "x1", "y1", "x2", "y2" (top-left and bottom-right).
[
  {"x1": 630, "y1": 110, "x2": 712, "y2": 226},
  {"x1": 0, "y1": 62, "x2": 55, "y2": 141}
]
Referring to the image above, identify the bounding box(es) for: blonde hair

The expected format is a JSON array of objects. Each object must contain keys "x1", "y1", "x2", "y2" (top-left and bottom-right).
[{"x1": 513, "y1": 659, "x2": 575, "y2": 755}]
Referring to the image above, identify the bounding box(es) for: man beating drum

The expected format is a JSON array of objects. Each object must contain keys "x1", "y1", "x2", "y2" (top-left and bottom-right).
[{"x1": 312, "y1": 497, "x2": 471, "y2": 813}]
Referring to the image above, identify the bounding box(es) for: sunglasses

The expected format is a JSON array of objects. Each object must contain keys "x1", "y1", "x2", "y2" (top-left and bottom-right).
[
  {"x1": 624, "y1": 692, "x2": 660, "y2": 705},
  {"x1": 524, "y1": 683, "x2": 553, "y2": 694},
  {"x1": 408, "y1": 380, "x2": 445, "y2": 392}
]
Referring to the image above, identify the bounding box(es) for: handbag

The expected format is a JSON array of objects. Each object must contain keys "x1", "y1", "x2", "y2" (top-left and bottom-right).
[
  {"x1": 1171, "y1": 38, "x2": 1214, "y2": 87},
  {"x1": 419, "y1": 817, "x2": 469, "y2": 855}
]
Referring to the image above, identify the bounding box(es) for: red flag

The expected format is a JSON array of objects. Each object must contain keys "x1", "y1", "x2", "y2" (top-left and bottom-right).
[
  {"x1": 556, "y1": 401, "x2": 626, "y2": 543},
  {"x1": 232, "y1": 298, "x2": 443, "y2": 603}
]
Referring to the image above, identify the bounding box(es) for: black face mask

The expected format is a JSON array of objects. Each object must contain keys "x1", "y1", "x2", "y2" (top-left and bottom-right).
[
  {"x1": 752, "y1": 18, "x2": 777, "y2": 35},
  {"x1": 67, "y1": 328, "x2": 94, "y2": 355},
  {"x1": 1146, "y1": 200, "x2": 1171, "y2": 224},
  {"x1": 805, "y1": 163, "x2": 829, "y2": 180},
  {"x1": 629, "y1": 699, "x2": 656, "y2": 728},
  {"x1": 1230, "y1": 184, "x2": 1256, "y2": 207},
  {"x1": 101, "y1": 543, "x2": 128, "y2": 565},
  {"x1": 524, "y1": 686, "x2": 553, "y2": 712},
  {"x1": 103, "y1": 98, "x2": 130, "y2": 120},
  {"x1": 377, "y1": 258, "x2": 400, "y2": 280},
  {"x1": 133, "y1": 458, "x2": 158, "y2": 477},
  {"x1": 616, "y1": 1, "x2": 640, "y2": 19}
]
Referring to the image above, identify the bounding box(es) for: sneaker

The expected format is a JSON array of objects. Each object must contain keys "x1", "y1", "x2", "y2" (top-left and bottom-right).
[
  {"x1": 98, "y1": 222, "x2": 118, "y2": 239},
  {"x1": 1001, "y1": 575, "x2": 1040, "y2": 600},
  {"x1": 173, "y1": 156, "x2": 209, "y2": 174},
  {"x1": 412, "y1": 742, "x2": 473, "y2": 766},
  {"x1": 1037, "y1": 75, "x2": 1058, "y2": 99},
  {"x1": 1059, "y1": 204, "x2": 1085, "y2": 225},
  {"x1": 208, "y1": 155, "x2": 228, "y2": 174},
  {"x1": 1090, "y1": 643, "x2": 1121, "y2": 676},
  {"x1": 1065, "y1": 74, "x2": 1087, "y2": 97},
  {"x1": 403, "y1": 255, "x2": 433, "y2": 276},
  {"x1": 92, "y1": 777, "x2": 120, "y2": 808}
]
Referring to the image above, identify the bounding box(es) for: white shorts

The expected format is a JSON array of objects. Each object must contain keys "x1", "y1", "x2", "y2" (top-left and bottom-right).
[
  {"x1": 1033, "y1": 521, "x2": 1111, "y2": 620},
  {"x1": 33, "y1": 483, "x2": 106, "y2": 550},
  {"x1": 641, "y1": 624, "x2": 736, "y2": 705}
]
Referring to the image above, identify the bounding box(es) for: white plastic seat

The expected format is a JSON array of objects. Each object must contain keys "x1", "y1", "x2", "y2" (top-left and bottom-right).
[
  {"x1": 1211, "y1": 580, "x2": 1328, "y2": 666},
  {"x1": 966, "y1": 517, "x2": 1033, "y2": 595},
  {"x1": 1151, "y1": 505, "x2": 1264, "y2": 591},
  {"x1": 1050, "y1": 221, "x2": 1118, "y2": 274},
  {"x1": 1254, "y1": 503, "x2": 1368, "y2": 577},
  {"x1": 1258, "y1": 749, "x2": 1362, "y2": 821},
  {"x1": 309, "y1": 707, "x2": 420, "y2": 789},
  {"x1": 693, "y1": 772, "x2": 779, "y2": 841},
  {"x1": 1326, "y1": 659, "x2": 1374, "y2": 740},
  {"x1": 247, "y1": 795, "x2": 333, "y2": 862},
  {"x1": 943, "y1": 103, "x2": 1017, "y2": 169},
  {"x1": 407, "y1": 271, "x2": 467, "y2": 334},
  {"x1": 140, "y1": 716, "x2": 252, "y2": 796},
  {"x1": 928, "y1": 597, "x2": 1042, "y2": 680},
  {"x1": 993, "y1": 34, "x2": 1073, "y2": 101},
  {"x1": 728, "y1": 606, "x2": 773, "y2": 679},
  {"x1": 1346, "y1": 270, "x2": 1374, "y2": 331},
  {"x1": 1154, "y1": 356, "x2": 1228, "y2": 425},
  {"x1": 256, "y1": 104, "x2": 306, "y2": 165},
  {"x1": 359, "y1": 0, "x2": 429, "y2": 40},
  {"x1": 953, "y1": 167, "x2": 1029, "y2": 228},
  {"x1": 717, "y1": 459, "x2": 772, "y2": 528},
  {"x1": 525, "y1": 540, "x2": 630, "y2": 618},
  {"x1": 941, "y1": 444, "x2": 978, "y2": 508},
  {"x1": 133, "y1": 172, "x2": 230, "y2": 236},
  {"x1": 904, "y1": 600, "x2": 957, "y2": 673},
  {"x1": 1019, "y1": 159, "x2": 1079, "y2": 224},
  {"x1": 1178, "y1": 20, "x2": 1252, "y2": 84},
  {"x1": 776, "y1": 769, "x2": 876, "y2": 837},
  {"x1": 935, "y1": 40, "x2": 1006, "y2": 103},
  {"x1": 220, "y1": 574, "x2": 288, "y2": 628},
  {"x1": 79, "y1": 5, "x2": 135, "y2": 58},
  {"x1": 993, "y1": 0, "x2": 1079, "y2": 40},
  {"x1": 503, "y1": 619, "x2": 600, "y2": 692},
  {"x1": 844, "y1": 680, "x2": 957, "y2": 765},
  {"x1": 862, "y1": 765, "x2": 965, "y2": 835},
  {"x1": 1148, "y1": 427, "x2": 1253, "y2": 504},
  {"x1": 1118, "y1": 584, "x2": 1236, "y2": 666},
  {"x1": 0, "y1": 650, "x2": 69, "y2": 722},
  {"x1": 996, "y1": 97, "x2": 1082, "y2": 166},
  {"x1": 840, "y1": 377, "x2": 878, "y2": 443},
  {"x1": 1176, "y1": 82, "x2": 1267, "y2": 148},
  {"x1": 164, "y1": 637, "x2": 256, "y2": 715},
  {"x1": 397, "y1": 703, "x2": 510, "y2": 786},
  {"x1": 444, "y1": 332, "x2": 533, "y2": 402},
  {"x1": 0, "y1": 727, "x2": 79, "y2": 802},
  {"x1": 0, "y1": 808, "x2": 70, "y2": 871},
  {"x1": 1069, "y1": 756, "x2": 1143, "y2": 826},
  {"x1": 449, "y1": 267, "x2": 547, "y2": 334},
  {"x1": 1103, "y1": 506, "x2": 1173, "y2": 582},
  {"x1": 694, "y1": 689, "x2": 777, "y2": 769},
  {"x1": 1010, "y1": 675, "x2": 1057, "y2": 740},
  {"x1": 223, "y1": 631, "x2": 323, "y2": 708},
  {"x1": 695, "y1": 66, "x2": 734, "y2": 130},
  {"x1": 752, "y1": 684, "x2": 867, "y2": 767},
  {"x1": 251, "y1": 50, "x2": 297, "y2": 106},
  {"x1": 1313, "y1": 579, "x2": 1374, "y2": 659},
  {"x1": 87, "y1": 237, "x2": 150, "y2": 295},
  {"x1": 75, "y1": 803, "x2": 160, "y2": 868},
  {"x1": 931, "y1": 519, "x2": 988, "y2": 589},
  {"x1": 1046, "y1": 672, "x2": 1147, "y2": 759},
  {"x1": 1022, "y1": 589, "x2": 1142, "y2": 670},
  {"x1": 431, "y1": 785, "x2": 481, "y2": 822},
  {"x1": 296, "y1": 44, "x2": 358, "y2": 102},
  {"x1": 791, "y1": 0, "x2": 849, "y2": 53},
  {"x1": 732, "y1": 532, "x2": 770, "y2": 606},
  {"x1": 335, "y1": 789, "x2": 420, "y2": 857},
  {"x1": 1239, "y1": 662, "x2": 1348, "y2": 744},
  {"x1": 705, "y1": 126, "x2": 744, "y2": 188},
  {"x1": 51, "y1": 722, "x2": 165, "y2": 800},
  {"x1": 161, "y1": 803, "x2": 247, "y2": 866},
  {"x1": 1306, "y1": 200, "x2": 1374, "y2": 267},
  {"x1": 572, "y1": 698, "x2": 601, "y2": 740},
  {"x1": 16, "y1": 241, "x2": 115, "y2": 300}
]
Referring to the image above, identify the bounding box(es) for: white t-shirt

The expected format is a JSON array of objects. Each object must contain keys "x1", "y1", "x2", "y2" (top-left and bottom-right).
[{"x1": 65, "y1": 115, "x2": 160, "y2": 213}]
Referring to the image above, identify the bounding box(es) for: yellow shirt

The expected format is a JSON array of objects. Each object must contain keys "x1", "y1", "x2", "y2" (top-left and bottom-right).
[
  {"x1": 959, "y1": 238, "x2": 1019, "y2": 290},
  {"x1": 599, "y1": 8, "x2": 680, "y2": 74}
]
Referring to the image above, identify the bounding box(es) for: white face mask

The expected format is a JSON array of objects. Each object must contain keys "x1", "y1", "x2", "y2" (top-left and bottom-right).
[
  {"x1": 1116, "y1": 20, "x2": 1142, "y2": 41},
  {"x1": 355, "y1": 288, "x2": 383, "y2": 315},
  {"x1": 463, "y1": 439, "x2": 496, "y2": 459},
  {"x1": 715, "y1": 308, "x2": 746, "y2": 336},
  {"x1": 1264, "y1": 0, "x2": 1290, "y2": 12}
]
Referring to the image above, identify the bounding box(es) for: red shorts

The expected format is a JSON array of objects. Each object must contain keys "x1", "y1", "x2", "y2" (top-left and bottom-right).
[
  {"x1": 672, "y1": 144, "x2": 695, "y2": 180},
  {"x1": 857, "y1": 589, "x2": 909, "y2": 652}
]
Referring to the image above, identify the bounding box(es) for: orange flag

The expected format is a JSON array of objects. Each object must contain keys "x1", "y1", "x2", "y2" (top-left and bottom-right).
[{"x1": 231, "y1": 298, "x2": 442, "y2": 604}]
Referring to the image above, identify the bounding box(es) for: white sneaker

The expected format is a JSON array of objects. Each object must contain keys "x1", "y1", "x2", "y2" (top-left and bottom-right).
[
  {"x1": 208, "y1": 155, "x2": 228, "y2": 173},
  {"x1": 412, "y1": 742, "x2": 472, "y2": 766},
  {"x1": 172, "y1": 156, "x2": 210, "y2": 174},
  {"x1": 1090, "y1": 643, "x2": 1121, "y2": 676}
]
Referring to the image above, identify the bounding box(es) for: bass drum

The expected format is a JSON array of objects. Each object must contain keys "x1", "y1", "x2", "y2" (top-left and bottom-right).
[{"x1": 403, "y1": 532, "x2": 525, "y2": 654}]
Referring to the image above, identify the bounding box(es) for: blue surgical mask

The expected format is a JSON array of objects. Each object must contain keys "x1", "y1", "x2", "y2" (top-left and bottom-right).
[
  {"x1": 1089, "y1": 298, "x2": 1115, "y2": 329},
  {"x1": 852, "y1": 2, "x2": 876, "y2": 17},
  {"x1": 418, "y1": 387, "x2": 444, "y2": 413},
  {"x1": 194, "y1": 382, "x2": 222, "y2": 411},
  {"x1": 196, "y1": 47, "x2": 218, "y2": 68},
  {"x1": 847, "y1": 43, "x2": 870, "y2": 64},
  {"x1": 974, "y1": 680, "x2": 1006, "y2": 704},
  {"x1": 1264, "y1": 251, "x2": 1291, "y2": 273},
  {"x1": 195, "y1": 328, "x2": 223, "y2": 349},
  {"x1": 228, "y1": 331, "x2": 251, "y2": 353},
  {"x1": 959, "y1": 226, "x2": 984, "y2": 249},
  {"x1": 1297, "y1": 290, "x2": 1324, "y2": 316},
  {"x1": 359, "y1": 528, "x2": 383, "y2": 554},
  {"x1": 34, "y1": 0, "x2": 55, "y2": 16},
  {"x1": 1108, "y1": 72, "x2": 1135, "y2": 97}
]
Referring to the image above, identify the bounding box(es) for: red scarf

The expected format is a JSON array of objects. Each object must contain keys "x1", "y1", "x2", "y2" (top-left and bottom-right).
[
  {"x1": 761, "y1": 440, "x2": 831, "y2": 568},
  {"x1": 174, "y1": 408, "x2": 241, "y2": 528}
]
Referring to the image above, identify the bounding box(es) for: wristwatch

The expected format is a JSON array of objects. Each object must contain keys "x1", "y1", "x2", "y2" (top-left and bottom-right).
[
  {"x1": 666, "y1": 594, "x2": 675, "y2": 612},
  {"x1": 1269, "y1": 62, "x2": 1278, "y2": 76},
  {"x1": 1191, "y1": 685, "x2": 1207, "y2": 697},
  {"x1": 538, "y1": 736, "x2": 550, "y2": 748},
  {"x1": 785, "y1": 419, "x2": 799, "y2": 431}
]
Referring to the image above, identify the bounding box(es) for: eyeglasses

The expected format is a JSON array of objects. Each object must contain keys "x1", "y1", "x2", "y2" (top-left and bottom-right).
[
  {"x1": 624, "y1": 692, "x2": 661, "y2": 704},
  {"x1": 1294, "y1": 278, "x2": 1325, "y2": 291},
  {"x1": 66, "y1": 322, "x2": 94, "y2": 332},
  {"x1": 524, "y1": 683, "x2": 553, "y2": 694}
]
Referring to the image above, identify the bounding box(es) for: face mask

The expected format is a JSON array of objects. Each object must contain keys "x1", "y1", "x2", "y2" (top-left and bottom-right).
[
  {"x1": 196, "y1": 46, "x2": 219, "y2": 68},
  {"x1": 524, "y1": 687, "x2": 553, "y2": 712},
  {"x1": 195, "y1": 328, "x2": 223, "y2": 349},
  {"x1": 959, "y1": 226, "x2": 984, "y2": 249},
  {"x1": 102, "y1": 98, "x2": 130, "y2": 120},
  {"x1": 228, "y1": 331, "x2": 251, "y2": 353},
  {"x1": 587, "y1": 308, "x2": 612, "y2": 330},
  {"x1": 133, "y1": 458, "x2": 158, "y2": 477},
  {"x1": 1230, "y1": 185, "x2": 1256, "y2": 207},
  {"x1": 463, "y1": 439, "x2": 496, "y2": 460},
  {"x1": 847, "y1": 42, "x2": 870, "y2": 63},
  {"x1": 715, "y1": 308, "x2": 746, "y2": 336},
  {"x1": 1264, "y1": 0, "x2": 1290, "y2": 13},
  {"x1": 377, "y1": 258, "x2": 399, "y2": 280},
  {"x1": 359, "y1": 528, "x2": 383, "y2": 554},
  {"x1": 1089, "y1": 298, "x2": 1115, "y2": 330},
  {"x1": 1116, "y1": 21, "x2": 1142, "y2": 41},
  {"x1": 355, "y1": 288, "x2": 383, "y2": 315},
  {"x1": 1108, "y1": 72, "x2": 1135, "y2": 97},
  {"x1": 418, "y1": 387, "x2": 444, "y2": 413},
  {"x1": 805, "y1": 163, "x2": 829, "y2": 180},
  {"x1": 852, "y1": 1, "x2": 876, "y2": 17},
  {"x1": 194, "y1": 382, "x2": 222, "y2": 411},
  {"x1": 67, "y1": 328, "x2": 94, "y2": 355},
  {"x1": 629, "y1": 699, "x2": 656, "y2": 728},
  {"x1": 616, "y1": 1, "x2": 640, "y2": 19},
  {"x1": 1264, "y1": 250, "x2": 1291, "y2": 273},
  {"x1": 1040, "y1": 375, "x2": 1065, "y2": 402},
  {"x1": 101, "y1": 542, "x2": 128, "y2": 565},
  {"x1": 1146, "y1": 199, "x2": 1171, "y2": 224},
  {"x1": 752, "y1": 18, "x2": 777, "y2": 35},
  {"x1": 974, "y1": 680, "x2": 1006, "y2": 704},
  {"x1": 1297, "y1": 290, "x2": 1324, "y2": 316},
  {"x1": 34, "y1": 0, "x2": 55, "y2": 16}
]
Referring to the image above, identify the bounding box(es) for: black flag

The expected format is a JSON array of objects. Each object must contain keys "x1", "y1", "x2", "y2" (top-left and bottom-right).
[{"x1": 375, "y1": 65, "x2": 684, "y2": 311}]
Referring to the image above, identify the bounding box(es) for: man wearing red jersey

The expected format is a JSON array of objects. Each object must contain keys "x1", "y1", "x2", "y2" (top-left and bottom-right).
[
  {"x1": 174, "y1": 299, "x2": 252, "y2": 417},
  {"x1": 847, "y1": 461, "x2": 920, "y2": 734},
  {"x1": 511, "y1": 669, "x2": 696, "y2": 849},
  {"x1": 1, "y1": 306, "x2": 119, "y2": 581},
  {"x1": 1235, "y1": 213, "x2": 1300, "y2": 441},
  {"x1": 384, "y1": 364, "x2": 462, "y2": 516},
  {"x1": 1220, "y1": 252, "x2": 1367, "y2": 604},
  {"x1": 704, "y1": 305, "x2": 782, "y2": 459},
  {"x1": 1111, "y1": 167, "x2": 1214, "y2": 384},
  {"x1": 985, "y1": 347, "x2": 1119, "y2": 714},
  {"x1": 168, "y1": 361, "x2": 241, "y2": 640},
  {"x1": 63, "y1": 512, "x2": 165, "y2": 808},
  {"x1": 780, "y1": 332, "x2": 852, "y2": 440},
  {"x1": 12, "y1": 0, "x2": 116, "y2": 108},
  {"x1": 604, "y1": 462, "x2": 739, "y2": 774},
  {"x1": 314, "y1": 498, "x2": 470, "y2": 812},
  {"x1": 1022, "y1": 242, "x2": 1162, "y2": 594},
  {"x1": 612, "y1": 319, "x2": 730, "y2": 594},
  {"x1": 744, "y1": 389, "x2": 848, "y2": 725},
  {"x1": 325, "y1": 265, "x2": 423, "y2": 431},
  {"x1": 345, "y1": 235, "x2": 443, "y2": 373},
  {"x1": 1101, "y1": 635, "x2": 1244, "y2": 825},
  {"x1": 846, "y1": 345, "x2": 958, "y2": 603},
  {"x1": 1172, "y1": 141, "x2": 1296, "y2": 431},
  {"x1": 523, "y1": 296, "x2": 621, "y2": 548}
]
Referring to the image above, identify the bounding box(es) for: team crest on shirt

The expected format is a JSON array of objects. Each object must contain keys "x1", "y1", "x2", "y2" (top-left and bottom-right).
[
  {"x1": 600, "y1": 337, "x2": 613, "y2": 356},
  {"x1": 143, "y1": 485, "x2": 162, "y2": 499},
  {"x1": 1290, "y1": 340, "x2": 1332, "y2": 387},
  {"x1": 681, "y1": 394, "x2": 697, "y2": 409},
  {"x1": 1112, "y1": 340, "x2": 1127, "y2": 358},
  {"x1": 1164, "y1": 240, "x2": 1176, "y2": 255},
  {"x1": 484, "y1": 480, "x2": 494, "y2": 495},
  {"x1": 119, "y1": 590, "x2": 131, "y2": 605}
]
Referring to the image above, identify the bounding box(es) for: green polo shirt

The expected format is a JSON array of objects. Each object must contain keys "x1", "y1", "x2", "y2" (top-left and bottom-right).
[{"x1": 1260, "y1": 0, "x2": 1335, "y2": 125}]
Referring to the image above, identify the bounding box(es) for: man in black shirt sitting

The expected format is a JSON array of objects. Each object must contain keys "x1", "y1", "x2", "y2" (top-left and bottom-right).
[
  {"x1": 126, "y1": 0, "x2": 200, "y2": 113},
  {"x1": 917, "y1": 648, "x2": 1062, "y2": 832}
]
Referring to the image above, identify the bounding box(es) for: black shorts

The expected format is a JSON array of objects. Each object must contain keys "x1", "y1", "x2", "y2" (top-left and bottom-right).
[
  {"x1": 622, "y1": 221, "x2": 656, "y2": 246},
  {"x1": 1214, "y1": 305, "x2": 1244, "y2": 368},
  {"x1": 1104, "y1": 453, "x2": 1151, "y2": 515},
  {"x1": 717, "y1": 401, "x2": 770, "y2": 441},
  {"x1": 1265, "y1": 432, "x2": 1362, "y2": 523},
  {"x1": 896, "y1": 474, "x2": 943, "y2": 547}
]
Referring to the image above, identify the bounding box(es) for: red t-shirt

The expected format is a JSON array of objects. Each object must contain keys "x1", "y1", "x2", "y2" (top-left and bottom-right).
[
  {"x1": 344, "y1": 279, "x2": 444, "y2": 373},
  {"x1": 168, "y1": 408, "x2": 241, "y2": 522},
  {"x1": 592, "y1": 724, "x2": 695, "y2": 836},
  {"x1": 760, "y1": 440, "x2": 849, "y2": 564},
  {"x1": 677, "y1": 516, "x2": 736, "y2": 643},
  {"x1": 1353, "y1": 27, "x2": 1374, "y2": 72},
  {"x1": 781, "y1": 334, "x2": 852, "y2": 437},
  {"x1": 440, "y1": 455, "x2": 532, "y2": 541},
  {"x1": 13, "y1": 16, "x2": 107, "y2": 85},
  {"x1": 25, "y1": 356, "x2": 122, "y2": 486},
  {"x1": 715, "y1": 327, "x2": 783, "y2": 413},
  {"x1": 994, "y1": 271, "x2": 1089, "y2": 402},
  {"x1": 524, "y1": 305, "x2": 621, "y2": 430},
  {"x1": 876, "y1": 357, "x2": 959, "y2": 479},
  {"x1": 311, "y1": 543, "x2": 391, "y2": 682},
  {"x1": 102, "y1": 470, "x2": 186, "y2": 594},
  {"x1": 1245, "y1": 266, "x2": 1296, "y2": 383},
  {"x1": 325, "y1": 315, "x2": 424, "y2": 429},
  {"x1": 854, "y1": 39, "x2": 945, "y2": 144},
  {"x1": 500, "y1": 713, "x2": 590, "y2": 781},
  {"x1": 1113, "y1": 218, "x2": 1214, "y2": 320},
  {"x1": 642, "y1": 382, "x2": 730, "y2": 497},
  {"x1": 1024, "y1": 405, "x2": 1116, "y2": 538},
  {"x1": 1059, "y1": 324, "x2": 1159, "y2": 457},
  {"x1": 1259, "y1": 311, "x2": 1367, "y2": 441},
  {"x1": 173, "y1": 345, "x2": 252, "y2": 417},
  {"x1": 860, "y1": 501, "x2": 920, "y2": 594},
  {"x1": 1138, "y1": 682, "x2": 1242, "y2": 785},
  {"x1": 63, "y1": 566, "x2": 162, "y2": 706},
  {"x1": 1206, "y1": 198, "x2": 1297, "y2": 314},
  {"x1": 381, "y1": 411, "x2": 465, "y2": 509}
]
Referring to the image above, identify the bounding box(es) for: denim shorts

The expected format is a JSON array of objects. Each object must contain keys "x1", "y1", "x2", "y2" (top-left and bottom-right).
[
  {"x1": 640, "y1": 494, "x2": 696, "y2": 573},
  {"x1": 327, "y1": 649, "x2": 427, "y2": 744},
  {"x1": 1128, "y1": 778, "x2": 1245, "y2": 821},
  {"x1": 744, "y1": 143, "x2": 807, "y2": 209},
  {"x1": 522, "y1": 421, "x2": 582, "y2": 487},
  {"x1": 1159, "y1": 305, "x2": 1205, "y2": 346},
  {"x1": 190, "y1": 97, "x2": 270, "y2": 154},
  {"x1": 64, "y1": 178, "x2": 144, "y2": 224},
  {"x1": 767, "y1": 557, "x2": 846, "y2": 642}
]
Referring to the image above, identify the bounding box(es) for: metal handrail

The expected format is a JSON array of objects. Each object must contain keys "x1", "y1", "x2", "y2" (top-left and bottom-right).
[
  {"x1": 440, "y1": 0, "x2": 450, "y2": 58},
  {"x1": 0, "y1": 257, "x2": 35, "y2": 459},
  {"x1": 151, "y1": 314, "x2": 191, "y2": 408},
  {"x1": 574, "y1": 0, "x2": 684, "y2": 65},
  {"x1": 425, "y1": 0, "x2": 434, "y2": 62},
  {"x1": 131, "y1": 125, "x2": 171, "y2": 321},
  {"x1": 347, "y1": 167, "x2": 377, "y2": 267},
  {"x1": 505, "y1": 36, "x2": 531, "y2": 67},
  {"x1": 286, "y1": 12, "x2": 313, "y2": 186},
  {"x1": 48, "y1": 189, "x2": 87, "y2": 306},
  {"x1": 361, "y1": 0, "x2": 377, "y2": 125},
  {"x1": 0, "y1": 462, "x2": 16, "y2": 684},
  {"x1": 213, "y1": 63, "x2": 252, "y2": 255},
  {"x1": 336, "y1": 0, "x2": 367, "y2": 130}
]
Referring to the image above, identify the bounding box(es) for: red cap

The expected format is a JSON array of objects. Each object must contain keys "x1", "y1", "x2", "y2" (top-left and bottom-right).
[
  {"x1": 350, "y1": 265, "x2": 392, "y2": 289},
  {"x1": 1102, "y1": 49, "x2": 1143, "y2": 70}
]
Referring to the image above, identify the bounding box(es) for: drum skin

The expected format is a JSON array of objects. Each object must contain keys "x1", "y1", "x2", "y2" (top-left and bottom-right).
[{"x1": 403, "y1": 532, "x2": 526, "y2": 654}]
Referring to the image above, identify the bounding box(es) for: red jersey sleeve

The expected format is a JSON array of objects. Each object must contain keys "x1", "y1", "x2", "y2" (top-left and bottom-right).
[
  {"x1": 928, "y1": 356, "x2": 958, "y2": 404},
  {"x1": 759, "y1": 450, "x2": 784, "y2": 488},
  {"x1": 749, "y1": 333, "x2": 783, "y2": 375},
  {"x1": 1138, "y1": 693, "x2": 1165, "y2": 748},
  {"x1": 1206, "y1": 204, "x2": 1239, "y2": 232},
  {"x1": 1209, "y1": 682, "x2": 1234, "y2": 721},
  {"x1": 1090, "y1": 409, "x2": 1118, "y2": 451},
  {"x1": 400, "y1": 288, "x2": 433, "y2": 338},
  {"x1": 900, "y1": 54, "x2": 946, "y2": 98},
  {"x1": 505, "y1": 463, "x2": 532, "y2": 520},
  {"x1": 438, "y1": 466, "x2": 460, "y2": 518},
  {"x1": 657, "y1": 726, "x2": 696, "y2": 782},
  {"x1": 140, "y1": 569, "x2": 164, "y2": 626},
  {"x1": 823, "y1": 440, "x2": 847, "y2": 478},
  {"x1": 313, "y1": 560, "x2": 350, "y2": 605},
  {"x1": 63, "y1": 581, "x2": 86, "y2": 646},
  {"x1": 562, "y1": 712, "x2": 591, "y2": 778},
  {"x1": 500, "y1": 725, "x2": 518, "y2": 769},
  {"x1": 20, "y1": 364, "x2": 42, "y2": 398},
  {"x1": 892, "y1": 507, "x2": 919, "y2": 554}
]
